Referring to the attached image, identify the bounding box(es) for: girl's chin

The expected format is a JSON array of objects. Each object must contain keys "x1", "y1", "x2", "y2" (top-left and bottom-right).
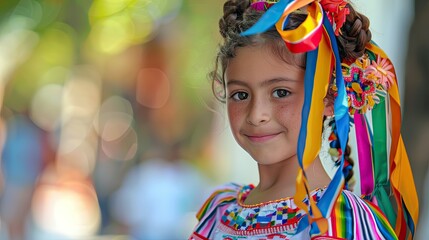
[{"x1": 252, "y1": 155, "x2": 298, "y2": 166}]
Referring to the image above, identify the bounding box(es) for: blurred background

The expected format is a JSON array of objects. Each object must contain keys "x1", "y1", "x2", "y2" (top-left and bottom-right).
[{"x1": 0, "y1": 0, "x2": 426, "y2": 240}]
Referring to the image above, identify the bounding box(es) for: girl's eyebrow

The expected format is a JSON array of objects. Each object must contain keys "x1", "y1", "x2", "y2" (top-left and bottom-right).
[
  {"x1": 226, "y1": 79, "x2": 248, "y2": 87},
  {"x1": 260, "y1": 77, "x2": 299, "y2": 87},
  {"x1": 226, "y1": 77, "x2": 298, "y2": 88}
]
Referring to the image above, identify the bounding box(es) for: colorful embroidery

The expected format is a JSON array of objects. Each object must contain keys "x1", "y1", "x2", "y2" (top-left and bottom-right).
[
  {"x1": 190, "y1": 183, "x2": 397, "y2": 239},
  {"x1": 342, "y1": 56, "x2": 376, "y2": 114},
  {"x1": 366, "y1": 55, "x2": 395, "y2": 89},
  {"x1": 220, "y1": 185, "x2": 324, "y2": 233},
  {"x1": 341, "y1": 52, "x2": 392, "y2": 114}
]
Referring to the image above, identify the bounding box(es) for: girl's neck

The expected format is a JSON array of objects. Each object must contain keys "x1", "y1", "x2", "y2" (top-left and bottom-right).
[
  {"x1": 244, "y1": 157, "x2": 331, "y2": 205},
  {"x1": 257, "y1": 157, "x2": 298, "y2": 192}
]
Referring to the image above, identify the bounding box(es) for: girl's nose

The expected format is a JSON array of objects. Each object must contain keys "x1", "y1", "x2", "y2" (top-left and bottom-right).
[{"x1": 246, "y1": 99, "x2": 271, "y2": 126}]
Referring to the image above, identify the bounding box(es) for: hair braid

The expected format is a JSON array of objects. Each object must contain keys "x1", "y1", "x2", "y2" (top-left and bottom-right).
[
  {"x1": 219, "y1": 0, "x2": 251, "y2": 39},
  {"x1": 344, "y1": 144, "x2": 355, "y2": 189},
  {"x1": 337, "y1": 4, "x2": 372, "y2": 61}
]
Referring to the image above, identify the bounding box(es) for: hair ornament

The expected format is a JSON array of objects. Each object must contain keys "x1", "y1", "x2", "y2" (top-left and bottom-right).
[
  {"x1": 366, "y1": 54, "x2": 396, "y2": 89},
  {"x1": 319, "y1": 0, "x2": 349, "y2": 35},
  {"x1": 334, "y1": 50, "x2": 396, "y2": 114},
  {"x1": 342, "y1": 53, "x2": 379, "y2": 114},
  {"x1": 250, "y1": 0, "x2": 278, "y2": 11},
  {"x1": 249, "y1": 0, "x2": 350, "y2": 37}
]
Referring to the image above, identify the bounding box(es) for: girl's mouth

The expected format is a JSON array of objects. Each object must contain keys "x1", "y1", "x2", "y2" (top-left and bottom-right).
[{"x1": 246, "y1": 133, "x2": 281, "y2": 143}]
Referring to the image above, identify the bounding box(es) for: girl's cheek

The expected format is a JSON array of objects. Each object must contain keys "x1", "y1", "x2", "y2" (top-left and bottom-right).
[
  {"x1": 277, "y1": 103, "x2": 300, "y2": 124},
  {"x1": 227, "y1": 104, "x2": 238, "y2": 119},
  {"x1": 277, "y1": 103, "x2": 290, "y2": 114},
  {"x1": 228, "y1": 104, "x2": 244, "y2": 122}
]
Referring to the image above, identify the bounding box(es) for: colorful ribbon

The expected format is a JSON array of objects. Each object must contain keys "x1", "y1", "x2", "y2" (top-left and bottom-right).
[
  {"x1": 275, "y1": 1, "x2": 323, "y2": 52},
  {"x1": 367, "y1": 43, "x2": 419, "y2": 239},
  {"x1": 242, "y1": 0, "x2": 418, "y2": 238},
  {"x1": 244, "y1": 0, "x2": 349, "y2": 236}
]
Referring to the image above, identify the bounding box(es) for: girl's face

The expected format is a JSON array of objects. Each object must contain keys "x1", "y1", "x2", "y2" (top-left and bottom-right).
[{"x1": 225, "y1": 45, "x2": 305, "y2": 165}]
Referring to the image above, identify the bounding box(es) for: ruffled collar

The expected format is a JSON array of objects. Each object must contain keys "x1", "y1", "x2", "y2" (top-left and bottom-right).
[{"x1": 219, "y1": 184, "x2": 326, "y2": 234}]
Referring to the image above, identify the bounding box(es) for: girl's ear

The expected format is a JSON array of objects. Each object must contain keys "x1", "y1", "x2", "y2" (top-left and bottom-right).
[{"x1": 323, "y1": 97, "x2": 334, "y2": 117}]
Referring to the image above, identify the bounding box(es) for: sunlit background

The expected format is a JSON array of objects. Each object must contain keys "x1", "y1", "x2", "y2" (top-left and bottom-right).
[{"x1": 0, "y1": 0, "x2": 427, "y2": 239}]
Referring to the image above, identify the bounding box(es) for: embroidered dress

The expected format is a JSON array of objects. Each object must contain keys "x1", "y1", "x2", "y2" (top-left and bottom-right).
[{"x1": 190, "y1": 183, "x2": 397, "y2": 240}]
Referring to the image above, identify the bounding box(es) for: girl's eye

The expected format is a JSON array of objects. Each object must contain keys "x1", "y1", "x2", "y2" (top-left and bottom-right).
[
  {"x1": 231, "y1": 91, "x2": 249, "y2": 101},
  {"x1": 273, "y1": 89, "x2": 290, "y2": 98}
]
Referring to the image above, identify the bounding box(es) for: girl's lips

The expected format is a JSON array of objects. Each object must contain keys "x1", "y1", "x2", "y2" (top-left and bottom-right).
[{"x1": 246, "y1": 133, "x2": 280, "y2": 143}]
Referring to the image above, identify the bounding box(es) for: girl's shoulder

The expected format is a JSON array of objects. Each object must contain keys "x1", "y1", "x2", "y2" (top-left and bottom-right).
[
  {"x1": 190, "y1": 182, "x2": 248, "y2": 239},
  {"x1": 325, "y1": 189, "x2": 397, "y2": 239},
  {"x1": 195, "y1": 182, "x2": 246, "y2": 221}
]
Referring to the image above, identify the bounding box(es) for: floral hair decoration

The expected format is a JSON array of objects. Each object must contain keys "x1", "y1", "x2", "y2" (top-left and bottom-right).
[
  {"x1": 342, "y1": 52, "x2": 390, "y2": 114},
  {"x1": 243, "y1": 0, "x2": 418, "y2": 239}
]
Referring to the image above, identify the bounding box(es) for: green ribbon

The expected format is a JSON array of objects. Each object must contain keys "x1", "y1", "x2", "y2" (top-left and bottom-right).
[{"x1": 371, "y1": 96, "x2": 396, "y2": 225}]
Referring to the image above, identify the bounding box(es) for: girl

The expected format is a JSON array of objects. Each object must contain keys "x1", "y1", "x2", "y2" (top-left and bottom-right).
[{"x1": 191, "y1": 0, "x2": 418, "y2": 239}]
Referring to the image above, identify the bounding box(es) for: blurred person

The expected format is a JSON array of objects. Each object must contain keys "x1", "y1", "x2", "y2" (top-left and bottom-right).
[
  {"x1": 190, "y1": 0, "x2": 418, "y2": 239},
  {"x1": 110, "y1": 141, "x2": 209, "y2": 240},
  {"x1": 402, "y1": 1, "x2": 429, "y2": 238},
  {"x1": 0, "y1": 113, "x2": 45, "y2": 240}
]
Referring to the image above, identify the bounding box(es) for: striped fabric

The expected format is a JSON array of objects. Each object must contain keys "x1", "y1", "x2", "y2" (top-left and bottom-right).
[
  {"x1": 193, "y1": 183, "x2": 243, "y2": 238},
  {"x1": 190, "y1": 183, "x2": 397, "y2": 240}
]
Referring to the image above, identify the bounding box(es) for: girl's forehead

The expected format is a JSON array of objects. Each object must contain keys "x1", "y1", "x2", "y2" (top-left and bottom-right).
[
  {"x1": 231, "y1": 41, "x2": 305, "y2": 67},
  {"x1": 225, "y1": 47, "x2": 305, "y2": 87},
  {"x1": 226, "y1": 46, "x2": 304, "y2": 77}
]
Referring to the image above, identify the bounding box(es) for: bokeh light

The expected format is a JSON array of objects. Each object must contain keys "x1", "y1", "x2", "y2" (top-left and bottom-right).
[
  {"x1": 87, "y1": 0, "x2": 183, "y2": 55},
  {"x1": 32, "y1": 168, "x2": 101, "y2": 238},
  {"x1": 96, "y1": 96, "x2": 138, "y2": 161},
  {"x1": 88, "y1": 14, "x2": 144, "y2": 55},
  {"x1": 30, "y1": 83, "x2": 64, "y2": 131},
  {"x1": 96, "y1": 96, "x2": 134, "y2": 142},
  {"x1": 57, "y1": 141, "x2": 98, "y2": 177},
  {"x1": 0, "y1": 0, "x2": 224, "y2": 239},
  {"x1": 101, "y1": 127, "x2": 138, "y2": 161},
  {"x1": 136, "y1": 68, "x2": 170, "y2": 109}
]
